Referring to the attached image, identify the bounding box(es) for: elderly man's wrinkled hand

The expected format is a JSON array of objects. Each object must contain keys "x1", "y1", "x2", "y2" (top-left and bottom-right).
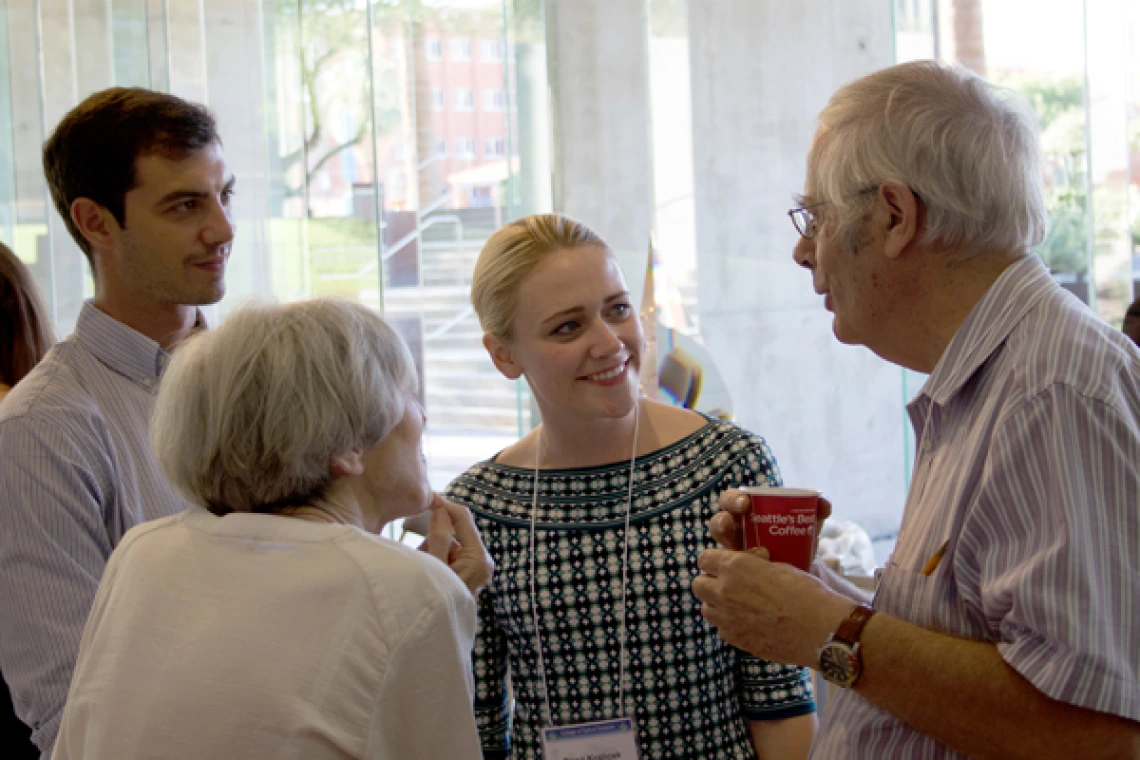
[
  {"x1": 690, "y1": 547, "x2": 851, "y2": 668},
  {"x1": 420, "y1": 494, "x2": 494, "y2": 597}
]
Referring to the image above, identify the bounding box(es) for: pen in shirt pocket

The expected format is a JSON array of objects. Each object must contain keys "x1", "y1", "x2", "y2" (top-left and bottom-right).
[{"x1": 921, "y1": 539, "x2": 950, "y2": 576}]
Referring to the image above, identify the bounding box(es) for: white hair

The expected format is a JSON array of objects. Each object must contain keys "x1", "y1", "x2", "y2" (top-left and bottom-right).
[
  {"x1": 808, "y1": 60, "x2": 1049, "y2": 258},
  {"x1": 151, "y1": 299, "x2": 417, "y2": 515}
]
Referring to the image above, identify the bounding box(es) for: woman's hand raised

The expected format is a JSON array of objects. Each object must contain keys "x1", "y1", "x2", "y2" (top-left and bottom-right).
[{"x1": 420, "y1": 494, "x2": 495, "y2": 596}]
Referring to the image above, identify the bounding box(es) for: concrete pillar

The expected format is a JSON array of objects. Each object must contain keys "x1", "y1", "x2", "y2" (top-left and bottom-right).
[
  {"x1": 544, "y1": 0, "x2": 654, "y2": 303},
  {"x1": 687, "y1": 0, "x2": 906, "y2": 541}
]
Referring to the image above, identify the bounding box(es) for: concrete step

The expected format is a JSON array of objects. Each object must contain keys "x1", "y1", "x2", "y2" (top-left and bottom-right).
[
  {"x1": 423, "y1": 360, "x2": 499, "y2": 376},
  {"x1": 424, "y1": 369, "x2": 512, "y2": 384},
  {"x1": 422, "y1": 369, "x2": 520, "y2": 383},
  {"x1": 422, "y1": 347, "x2": 495, "y2": 362},
  {"x1": 424, "y1": 386, "x2": 519, "y2": 401},
  {"x1": 423, "y1": 276, "x2": 472, "y2": 288},
  {"x1": 425, "y1": 401, "x2": 520, "y2": 419},
  {"x1": 425, "y1": 405, "x2": 521, "y2": 429},
  {"x1": 423, "y1": 338, "x2": 486, "y2": 353}
]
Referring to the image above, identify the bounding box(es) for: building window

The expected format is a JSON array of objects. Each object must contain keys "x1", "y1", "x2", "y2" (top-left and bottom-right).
[
  {"x1": 426, "y1": 38, "x2": 442, "y2": 61},
  {"x1": 454, "y1": 88, "x2": 474, "y2": 110},
  {"x1": 484, "y1": 89, "x2": 505, "y2": 110},
  {"x1": 431, "y1": 88, "x2": 444, "y2": 110},
  {"x1": 435, "y1": 138, "x2": 447, "y2": 156},
  {"x1": 455, "y1": 137, "x2": 475, "y2": 157},
  {"x1": 450, "y1": 39, "x2": 472, "y2": 61},
  {"x1": 484, "y1": 138, "x2": 506, "y2": 158},
  {"x1": 480, "y1": 39, "x2": 503, "y2": 62}
]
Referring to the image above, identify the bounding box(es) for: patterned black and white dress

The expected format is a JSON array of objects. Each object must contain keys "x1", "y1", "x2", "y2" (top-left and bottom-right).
[{"x1": 445, "y1": 416, "x2": 816, "y2": 760}]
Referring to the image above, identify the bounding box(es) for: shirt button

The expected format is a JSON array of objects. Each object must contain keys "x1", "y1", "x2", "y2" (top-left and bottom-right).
[{"x1": 142, "y1": 378, "x2": 153, "y2": 388}]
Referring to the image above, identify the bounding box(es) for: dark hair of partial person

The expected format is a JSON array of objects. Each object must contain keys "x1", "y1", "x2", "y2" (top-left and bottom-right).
[
  {"x1": 1122, "y1": 296, "x2": 1140, "y2": 347},
  {"x1": 42, "y1": 87, "x2": 219, "y2": 270},
  {"x1": 0, "y1": 241, "x2": 56, "y2": 388},
  {"x1": 1126, "y1": 297, "x2": 1140, "y2": 321}
]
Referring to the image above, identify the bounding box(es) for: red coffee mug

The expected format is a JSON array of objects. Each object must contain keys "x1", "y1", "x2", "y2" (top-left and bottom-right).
[{"x1": 738, "y1": 487, "x2": 819, "y2": 571}]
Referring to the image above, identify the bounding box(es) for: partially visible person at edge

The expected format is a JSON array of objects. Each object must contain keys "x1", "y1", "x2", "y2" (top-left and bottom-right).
[
  {"x1": 0, "y1": 241, "x2": 55, "y2": 405},
  {"x1": 0, "y1": 88, "x2": 234, "y2": 757},
  {"x1": 444, "y1": 213, "x2": 817, "y2": 760},
  {"x1": 52, "y1": 299, "x2": 492, "y2": 760},
  {"x1": 692, "y1": 60, "x2": 1140, "y2": 760},
  {"x1": 1122, "y1": 296, "x2": 1140, "y2": 347},
  {"x1": 0, "y1": 240, "x2": 57, "y2": 758}
]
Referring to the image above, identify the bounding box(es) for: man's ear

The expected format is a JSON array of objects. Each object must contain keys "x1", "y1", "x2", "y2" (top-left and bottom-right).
[
  {"x1": 329, "y1": 450, "x2": 365, "y2": 478},
  {"x1": 71, "y1": 198, "x2": 118, "y2": 252},
  {"x1": 483, "y1": 333, "x2": 523, "y2": 380},
  {"x1": 876, "y1": 182, "x2": 920, "y2": 260}
]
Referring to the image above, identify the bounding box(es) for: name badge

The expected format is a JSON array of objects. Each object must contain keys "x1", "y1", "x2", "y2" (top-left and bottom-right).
[{"x1": 541, "y1": 717, "x2": 641, "y2": 760}]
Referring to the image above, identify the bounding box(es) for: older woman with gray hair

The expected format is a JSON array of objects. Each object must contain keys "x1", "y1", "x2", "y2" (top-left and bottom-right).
[{"x1": 51, "y1": 299, "x2": 491, "y2": 760}]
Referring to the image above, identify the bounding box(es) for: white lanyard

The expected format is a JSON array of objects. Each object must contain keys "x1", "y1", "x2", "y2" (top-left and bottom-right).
[{"x1": 529, "y1": 401, "x2": 640, "y2": 728}]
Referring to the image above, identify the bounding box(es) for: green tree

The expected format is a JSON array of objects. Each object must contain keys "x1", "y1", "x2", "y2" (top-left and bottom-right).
[
  {"x1": 997, "y1": 73, "x2": 1089, "y2": 277},
  {"x1": 275, "y1": 0, "x2": 404, "y2": 215}
]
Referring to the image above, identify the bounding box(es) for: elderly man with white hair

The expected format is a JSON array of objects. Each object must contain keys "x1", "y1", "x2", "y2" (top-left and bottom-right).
[
  {"x1": 51, "y1": 299, "x2": 492, "y2": 760},
  {"x1": 693, "y1": 61, "x2": 1140, "y2": 759}
]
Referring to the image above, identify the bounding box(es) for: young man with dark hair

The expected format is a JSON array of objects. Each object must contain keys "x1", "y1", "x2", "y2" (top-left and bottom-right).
[{"x1": 0, "y1": 87, "x2": 235, "y2": 756}]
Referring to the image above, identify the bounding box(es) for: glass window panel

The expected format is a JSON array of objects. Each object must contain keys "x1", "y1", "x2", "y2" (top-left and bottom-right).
[
  {"x1": 891, "y1": 1, "x2": 1138, "y2": 506},
  {"x1": 899, "y1": 1, "x2": 1137, "y2": 329},
  {"x1": 0, "y1": 0, "x2": 549, "y2": 517},
  {"x1": 0, "y1": 3, "x2": 18, "y2": 246},
  {"x1": 110, "y1": 0, "x2": 151, "y2": 87},
  {"x1": 648, "y1": 0, "x2": 699, "y2": 337}
]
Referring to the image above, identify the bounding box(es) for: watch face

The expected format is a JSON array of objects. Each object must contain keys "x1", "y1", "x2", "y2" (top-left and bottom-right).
[{"x1": 819, "y1": 642, "x2": 859, "y2": 687}]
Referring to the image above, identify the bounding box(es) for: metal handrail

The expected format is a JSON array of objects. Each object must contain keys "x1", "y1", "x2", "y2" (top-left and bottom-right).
[
  {"x1": 319, "y1": 214, "x2": 464, "y2": 281},
  {"x1": 381, "y1": 210, "x2": 460, "y2": 263},
  {"x1": 423, "y1": 305, "x2": 475, "y2": 342}
]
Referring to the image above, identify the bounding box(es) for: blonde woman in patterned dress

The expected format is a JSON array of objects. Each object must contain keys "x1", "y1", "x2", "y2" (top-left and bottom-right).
[{"x1": 445, "y1": 213, "x2": 817, "y2": 760}]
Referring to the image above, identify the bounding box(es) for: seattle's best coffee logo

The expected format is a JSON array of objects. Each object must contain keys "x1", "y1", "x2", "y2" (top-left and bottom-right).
[{"x1": 751, "y1": 511, "x2": 816, "y2": 536}]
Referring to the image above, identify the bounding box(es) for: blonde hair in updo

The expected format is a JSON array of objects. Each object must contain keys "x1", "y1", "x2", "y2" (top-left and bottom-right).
[{"x1": 471, "y1": 213, "x2": 604, "y2": 340}]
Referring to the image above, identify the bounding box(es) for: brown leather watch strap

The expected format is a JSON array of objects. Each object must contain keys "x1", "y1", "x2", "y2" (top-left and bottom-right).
[{"x1": 834, "y1": 604, "x2": 875, "y2": 645}]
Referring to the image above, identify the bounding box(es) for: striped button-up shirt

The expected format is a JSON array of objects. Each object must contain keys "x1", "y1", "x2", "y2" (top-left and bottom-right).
[
  {"x1": 811, "y1": 255, "x2": 1140, "y2": 759},
  {"x1": 0, "y1": 303, "x2": 190, "y2": 756}
]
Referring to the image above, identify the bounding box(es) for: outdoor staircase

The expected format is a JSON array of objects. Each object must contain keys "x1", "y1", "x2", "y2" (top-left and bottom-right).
[{"x1": 381, "y1": 211, "x2": 532, "y2": 438}]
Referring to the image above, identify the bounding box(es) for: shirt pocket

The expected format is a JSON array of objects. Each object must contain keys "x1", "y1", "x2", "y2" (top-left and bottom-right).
[{"x1": 873, "y1": 535, "x2": 956, "y2": 632}]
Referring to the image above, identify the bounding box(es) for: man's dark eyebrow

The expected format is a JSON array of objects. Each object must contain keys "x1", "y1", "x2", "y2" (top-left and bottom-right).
[
  {"x1": 155, "y1": 176, "x2": 236, "y2": 208},
  {"x1": 155, "y1": 190, "x2": 205, "y2": 207}
]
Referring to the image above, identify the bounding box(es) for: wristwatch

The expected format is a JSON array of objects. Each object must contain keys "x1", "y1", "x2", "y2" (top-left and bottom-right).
[{"x1": 818, "y1": 604, "x2": 876, "y2": 688}]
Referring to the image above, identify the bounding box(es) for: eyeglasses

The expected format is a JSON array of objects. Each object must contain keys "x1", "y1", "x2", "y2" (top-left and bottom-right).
[
  {"x1": 787, "y1": 186, "x2": 881, "y2": 240},
  {"x1": 787, "y1": 202, "x2": 826, "y2": 240}
]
